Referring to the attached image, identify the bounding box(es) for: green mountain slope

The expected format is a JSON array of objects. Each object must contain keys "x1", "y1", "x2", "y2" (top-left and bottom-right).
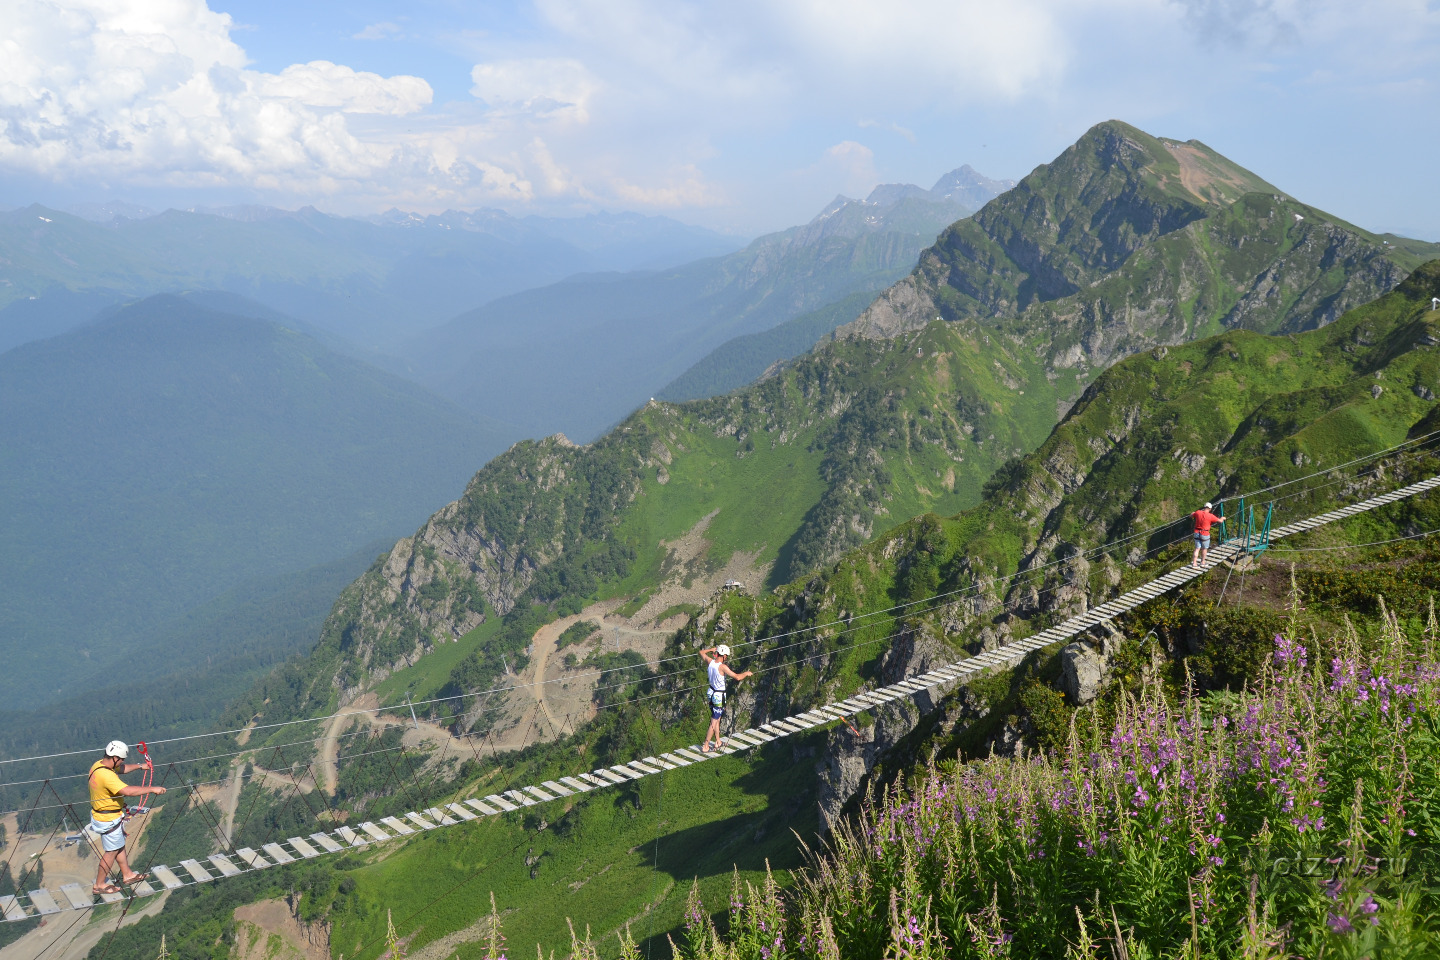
[
  {"x1": 169, "y1": 265, "x2": 1440, "y2": 960},
  {"x1": 273, "y1": 125, "x2": 1439, "y2": 722},
  {"x1": 402, "y1": 176, "x2": 988, "y2": 439},
  {"x1": 0, "y1": 296, "x2": 510, "y2": 710},
  {"x1": 846, "y1": 122, "x2": 1438, "y2": 370}
]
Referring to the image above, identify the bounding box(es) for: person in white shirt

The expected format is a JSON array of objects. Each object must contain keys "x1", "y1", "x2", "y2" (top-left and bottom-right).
[{"x1": 699, "y1": 645, "x2": 752, "y2": 753}]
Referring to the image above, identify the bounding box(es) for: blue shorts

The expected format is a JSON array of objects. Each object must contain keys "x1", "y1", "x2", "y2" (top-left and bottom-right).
[
  {"x1": 708, "y1": 689, "x2": 725, "y2": 719},
  {"x1": 1194, "y1": 533, "x2": 1211, "y2": 548}
]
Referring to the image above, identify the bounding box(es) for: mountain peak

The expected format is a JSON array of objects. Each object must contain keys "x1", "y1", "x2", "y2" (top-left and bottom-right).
[
  {"x1": 928, "y1": 165, "x2": 1016, "y2": 209},
  {"x1": 1069, "y1": 119, "x2": 1276, "y2": 208}
]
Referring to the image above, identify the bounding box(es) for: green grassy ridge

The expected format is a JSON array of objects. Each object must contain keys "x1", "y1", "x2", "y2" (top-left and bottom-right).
[
  {"x1": 848, "y1": 122, "x2": 1438, "y2": 387},
  {"x1": 1002, "y1": 192, "x2": 1419, "y2": 375}
]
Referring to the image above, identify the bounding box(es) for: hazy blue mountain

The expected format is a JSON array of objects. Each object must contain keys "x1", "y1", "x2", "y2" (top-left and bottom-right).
[
  {"x1": 0, "y1": 295, "x2": 513, "y2": 710},
  {"x1": 656, "y1": 291, "x2": 877, "y2": 402},
  {"x1": 0, "y1": 203, "x2": 742, "y2": 353},
  {"x1": 0, "y1": 538, "x2": 390, "y2": 765},
  {"x1": 651, "y1": 169, "x2": 1022, "y2": 402},
  {"x1": 406, "y1": 167, "x2": 1010, "y2": 437}
]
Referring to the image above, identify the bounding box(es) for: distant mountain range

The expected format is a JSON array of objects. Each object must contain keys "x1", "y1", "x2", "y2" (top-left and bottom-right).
[
  {"x1": 400, "y1": 167, "x2": 1007, "y2": 439},
  {"x1": 0, "y1": 203, "x2": 743, "y2": 352},
  {"x1": 0, "y1": 295, "x2": 511, "y2": 710},
  {"x1": 656, "y1": 167, "x2": 1017, "y2": 402}
]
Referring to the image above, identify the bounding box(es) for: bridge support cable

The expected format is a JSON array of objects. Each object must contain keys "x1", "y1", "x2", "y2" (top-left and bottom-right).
[{"x1": 4, "y1": 474, "x2": 1439, "y2": 921}]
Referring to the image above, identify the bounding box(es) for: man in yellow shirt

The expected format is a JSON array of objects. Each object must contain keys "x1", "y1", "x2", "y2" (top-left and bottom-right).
[{"x1": 89, "y1": 740, "x2": 166, "y2": 895}]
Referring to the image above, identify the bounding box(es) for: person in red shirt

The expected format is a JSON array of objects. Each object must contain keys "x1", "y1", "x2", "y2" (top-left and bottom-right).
[{"x1": 1192, "y1": 502, "x2": 1223, "y2": 567}]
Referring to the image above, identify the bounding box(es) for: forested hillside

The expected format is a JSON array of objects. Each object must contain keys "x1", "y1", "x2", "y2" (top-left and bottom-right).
[{"x1": 0, "y1": 296, "x2": 508, "y2": 711}]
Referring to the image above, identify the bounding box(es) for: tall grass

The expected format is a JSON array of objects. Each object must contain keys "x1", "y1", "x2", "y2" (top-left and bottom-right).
[{"x1": 656, "y1": 599, "x2": 1440, "y2": 959}]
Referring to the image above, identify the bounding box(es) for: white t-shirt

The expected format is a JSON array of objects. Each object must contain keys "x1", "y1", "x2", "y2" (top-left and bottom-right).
[{"x1": 708, "y1": 660, "x2": 725, "y2": 692}]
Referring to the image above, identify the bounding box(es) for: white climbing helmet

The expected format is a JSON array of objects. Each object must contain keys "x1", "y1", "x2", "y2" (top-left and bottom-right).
[
  {"x1": 716, "y1": 644, "x2": 731, "y2": 658},
  {"x1": 104, "y1": 740, "x2": 129, "y2": 759}
]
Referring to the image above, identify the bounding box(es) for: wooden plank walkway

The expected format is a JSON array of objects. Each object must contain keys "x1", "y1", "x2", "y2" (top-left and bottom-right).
[{"x1": 7, "y1": 474, "x2": 1437, "y2": 921}]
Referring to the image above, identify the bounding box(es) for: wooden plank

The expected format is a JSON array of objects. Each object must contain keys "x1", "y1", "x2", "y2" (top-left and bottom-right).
[
  {"x1": 659, "y1": 753, "x2": 691, "y2": 767},
  {"x1": 130, "y1": 879, "x2": 160, "y2": 898},
  {"x1": 27, "y1": 889, "x2": 62, "y2": 914},
  {"x1": 672, "y1": 749, "x2": 707, "y2": 764},
  {"x1": 604, "y1": 766, "x2": 642, "y2": 781},
  {"x1": 209, "y1": 855, "x2": 243, "y2": 877},
  {"x1": 485, "y1": 794, "x2": 521, "y2": 811},
  {"x1": 426, "y1": 807, "x2": 458, "y2": 825},
  {"x1": 559, "y1": 777, "x2": 595, "y2": 792},
  {"x1": 359, "y1": 822, "x2": 392, "y2": 842},
  {"x1": 541, "y1": 780, "x2": 573, "y2": 796},
  {"x1": 236, "y1": 847, "x2": 271, "y2": 868},
  {"x1": 465, "y1": 798, "x2": 500, "y2": 815},
  {"x1": 59, "y1": 884, "x2": 92, "y2": 910},
  {"x1": 579, "y1": 773, "x2": 614, "y2": 788},
  {"x1": 403, "y1": 812, "x2": 436, "y2": 831},
  {"x1": 334, "y1": 826, "x2": 368, "y2": 847},
  {"x1": 445, "y1": 803, "x2": 478, "y2": 822},
  {"x1": 149, "y1": 866, "x2": 185, "y2": 890},
  {"x1": 311, "y1": 832, "x2": 346, "y2": 852},
  {"x1": 99, "y1": 888, "x2": 125, "y2": 905},
  {"x1": 288, "y1": 837, "x2": 322, "y2": 858},
  {"x1": 180, "y1": 859, "x2": 214, "y2": 882},
  {"x1": 523, "y1": 786, "x2": 558, "y2": 802},
  {"x1": 380, "y1": 816, "x2": 416, "y2": 836},
  {"x1": 642, "y1": 755, "x2": 677, "y2": 770},
  {"x1": 262, "y1": 843, "x2": 296, "y2": 864},
  {"x1": 502, "y1": 790, "x2": 536, "y2": 807},
  {"x1": 1, "y1": 895, "x2": 28, "y2": 921}
]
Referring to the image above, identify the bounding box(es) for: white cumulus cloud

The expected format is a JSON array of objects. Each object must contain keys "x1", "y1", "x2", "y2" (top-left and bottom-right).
[
  {"x1": 0, "y1": 0, "x2": 433, "y2": 193},
  {"x1": 470, "y1": 58, "x2": 598, "y2": 122}
]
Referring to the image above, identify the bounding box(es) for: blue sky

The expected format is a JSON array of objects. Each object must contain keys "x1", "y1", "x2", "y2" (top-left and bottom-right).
[{"x1": 2, "y1": 0, "x2": 1437, "y2": 238}]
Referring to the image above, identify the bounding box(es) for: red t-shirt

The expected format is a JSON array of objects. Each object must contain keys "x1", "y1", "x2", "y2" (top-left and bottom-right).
[{"x1": 1193, "y1": 510, "x2": 1222, "y2": 534}]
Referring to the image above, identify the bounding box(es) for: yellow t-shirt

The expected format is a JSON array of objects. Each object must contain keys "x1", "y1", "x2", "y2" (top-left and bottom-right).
[{"x1": 89, "y1": 760, "x2": 126, "y2": 822}]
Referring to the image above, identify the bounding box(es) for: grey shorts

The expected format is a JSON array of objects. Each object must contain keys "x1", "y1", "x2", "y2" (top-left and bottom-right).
[
  {"x1": 1194, "y1": 533, "x2": 1211, "y2": 548},
  {"x1": 90, "y1": 816, "x2": 126, "y2": 852}
]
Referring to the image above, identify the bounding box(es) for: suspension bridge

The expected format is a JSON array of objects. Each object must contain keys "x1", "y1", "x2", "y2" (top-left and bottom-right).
[{"x1": 2, "y1": 469, "x2": 1438, "y2": 926}]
